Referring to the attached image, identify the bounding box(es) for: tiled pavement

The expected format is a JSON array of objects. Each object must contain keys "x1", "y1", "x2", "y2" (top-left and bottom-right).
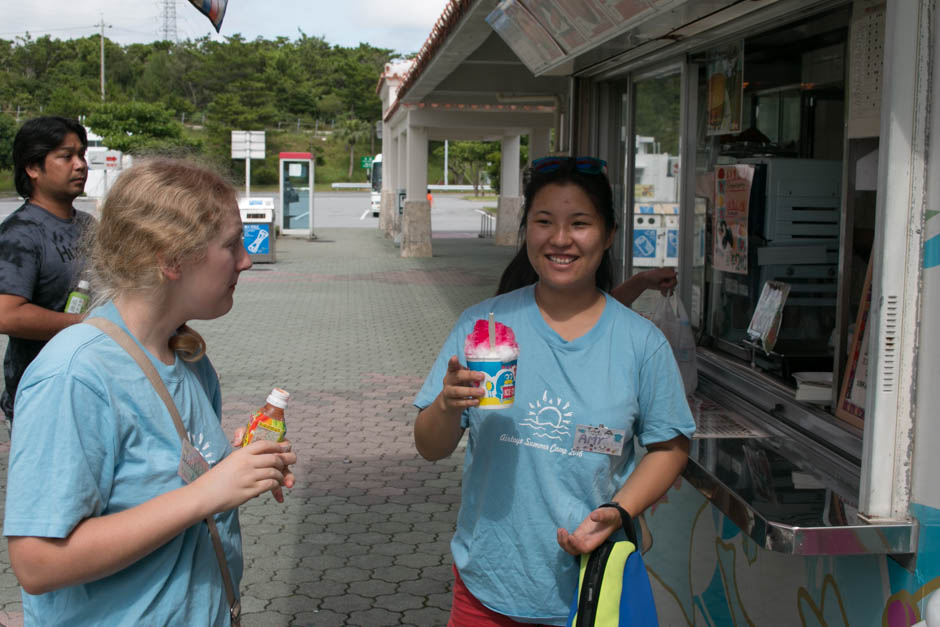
[{"x1": 0, "y1": 229, "x2": 517, "y2": 626}]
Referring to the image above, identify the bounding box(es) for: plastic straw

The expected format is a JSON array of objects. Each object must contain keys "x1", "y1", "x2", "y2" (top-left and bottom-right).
[{"x1": 488, "y1": 312, "x2": 495, "y2": 351}]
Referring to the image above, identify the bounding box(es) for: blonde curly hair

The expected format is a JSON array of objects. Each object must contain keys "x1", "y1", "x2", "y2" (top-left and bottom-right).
[{"x1": 89, "y1": 158, "x2": 238, "y2": 361}]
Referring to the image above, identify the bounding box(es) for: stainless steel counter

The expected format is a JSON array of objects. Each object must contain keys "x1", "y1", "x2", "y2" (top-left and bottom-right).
[{"x1": 681, "y1": 350, "x2": 918, "y2": 556}]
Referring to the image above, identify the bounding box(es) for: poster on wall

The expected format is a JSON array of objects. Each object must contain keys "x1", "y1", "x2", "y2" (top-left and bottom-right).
[
  {"x1": 706, "y1": 43, "x2": 744, "y2": 136},
  {"x1": 713, "y1": 164, "x2": 753, "y2": 275},
  {"x1": 836, "y1": 258, "x2": 872, "y2": 429}
]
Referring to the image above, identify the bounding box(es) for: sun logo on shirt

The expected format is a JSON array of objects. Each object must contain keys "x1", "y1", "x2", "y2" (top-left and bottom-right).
[
  {"x1": 520, "y1": 390, "x2": 573, "y2": 440},
  {"x1": 188, "y1": 432, "x2": 216, "y2": 464}
]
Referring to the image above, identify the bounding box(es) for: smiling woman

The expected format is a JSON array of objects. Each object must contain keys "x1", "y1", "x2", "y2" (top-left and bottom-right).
[{"x1": 413, "y1": 158, "x2": 695, "y2": 625}]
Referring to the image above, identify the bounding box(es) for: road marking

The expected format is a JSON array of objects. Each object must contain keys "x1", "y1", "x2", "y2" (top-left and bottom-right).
[{"x1": 359, "y1": 209, "x2": 370, "y2": 220}]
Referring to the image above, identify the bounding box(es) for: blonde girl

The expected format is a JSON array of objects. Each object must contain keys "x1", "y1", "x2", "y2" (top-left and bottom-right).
[{"x1": 4, "y1": 158, "x2": 295, "y2": 625}]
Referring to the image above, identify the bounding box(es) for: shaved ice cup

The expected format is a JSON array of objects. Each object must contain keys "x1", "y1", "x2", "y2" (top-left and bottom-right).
[{"x1": 467, "y1": 357, "x2": 517, "y2": 409}]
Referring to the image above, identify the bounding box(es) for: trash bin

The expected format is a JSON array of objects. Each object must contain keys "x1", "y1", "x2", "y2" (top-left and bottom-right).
[
  {"x1": 632, "y1": 213, "x2": 664, "y2": 267},
  {"x1": 239, "y1": 198, "x2": 276, "y2": 263}
]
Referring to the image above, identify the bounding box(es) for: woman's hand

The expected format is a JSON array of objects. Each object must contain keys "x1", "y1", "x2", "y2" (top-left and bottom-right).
[
  {"x1": 434, "y1": 355, "x2": 484, "y2": 414},
  {"x1": 643, "y1": 267, "x2": 678, "y2": 295},
  {"x1": 611, "y1": 267, "x2": 677, "y2": 307},
  {"x1": 556, "y1": 506, "x2": 622, "y2": 555},
  {"x1": 230, "y1": 427, "x2": 295, "y2": 503},
  {"x1": 414, "y1": 356, "x2": 481, "y2": 461},
  {"x1": 194, "y1": 439, "x2": 297, "y2": 514}
]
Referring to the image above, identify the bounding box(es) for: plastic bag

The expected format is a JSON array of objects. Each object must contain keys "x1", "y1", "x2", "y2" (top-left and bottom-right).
[{"x1": 650, "y1": 293, "x2": 698, "y2": 395}]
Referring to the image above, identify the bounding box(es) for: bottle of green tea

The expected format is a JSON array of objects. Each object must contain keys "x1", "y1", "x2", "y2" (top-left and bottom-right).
[{"x1": 64, "y1": 280, "x2": 91, "y2": 314}]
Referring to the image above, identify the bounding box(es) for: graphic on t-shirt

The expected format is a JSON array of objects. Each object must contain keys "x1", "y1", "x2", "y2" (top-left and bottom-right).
[
  {"x1": 521, "y1": 390, "x2": 573, "y2": 440},
  {"x1": 188, "y1": 431, "x2": 216, "y2": 464}
]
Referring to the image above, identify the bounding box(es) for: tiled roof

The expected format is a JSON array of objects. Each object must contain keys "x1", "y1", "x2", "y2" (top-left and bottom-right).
[{"x1": 384, "y1": 0, "x2": 475, "y2": 120}]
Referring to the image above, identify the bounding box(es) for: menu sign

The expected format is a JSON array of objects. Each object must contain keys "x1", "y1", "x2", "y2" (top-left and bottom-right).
[
  {"x1": 706, "y1": 43, "x2": 744, "y2": 136},
  {"x1": 713, "y1": 165, "x2": 753, "y2": 275},
  {"x1": 747, "y1": 281, "x2": 791, "y2": 354}
]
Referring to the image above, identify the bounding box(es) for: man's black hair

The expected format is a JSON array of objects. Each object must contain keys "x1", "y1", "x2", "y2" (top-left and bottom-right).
[{"x1": 13, "y1": 116, "x2": 87, "y2": 199}]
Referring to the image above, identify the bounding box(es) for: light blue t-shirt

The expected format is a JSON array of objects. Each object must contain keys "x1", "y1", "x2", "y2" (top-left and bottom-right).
[
  {"x1": 3, "y1": 302, "x2": 242, "y2": 626},
  {"x1": 415, "y1": 285, "x2": 695, "y2": 624}
]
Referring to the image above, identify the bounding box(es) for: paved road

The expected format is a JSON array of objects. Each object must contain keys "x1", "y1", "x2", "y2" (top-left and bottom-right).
[
  {"x1": 0, "y1": 228, "x2": 517, "y2": 626},
  {"x1": 0, "y1": 192, "x2": 494, "y2": 235}
]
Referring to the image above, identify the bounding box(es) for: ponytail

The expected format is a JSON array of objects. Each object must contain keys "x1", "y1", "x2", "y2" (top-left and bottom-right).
[{"x1": 169, "y1": 324, "x2": 207, "y2": 362}]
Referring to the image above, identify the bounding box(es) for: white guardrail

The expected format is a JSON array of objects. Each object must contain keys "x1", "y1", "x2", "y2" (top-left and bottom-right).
[{"x1": 476, "y1": 209, "x2": 494, "y2": 238}]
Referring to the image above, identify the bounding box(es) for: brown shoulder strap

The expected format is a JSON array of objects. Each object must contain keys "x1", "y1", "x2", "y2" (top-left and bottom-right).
[{"x1": 84, "y1": 317, "x2": 241, "y2": 626}]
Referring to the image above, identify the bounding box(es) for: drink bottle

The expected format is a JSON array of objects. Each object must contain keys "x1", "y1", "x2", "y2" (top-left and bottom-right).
[
  {"x1": 64, "y1": 280, "x2": 91, "y2": 314},
  {"x1": 242, "y1": 388, "x2": 289, "y2": 446}
]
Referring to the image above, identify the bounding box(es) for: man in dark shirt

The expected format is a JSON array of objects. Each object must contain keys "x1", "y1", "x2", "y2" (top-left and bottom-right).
[{"x1": 0, "y1": 116, "x2": 94, "y2": 423}]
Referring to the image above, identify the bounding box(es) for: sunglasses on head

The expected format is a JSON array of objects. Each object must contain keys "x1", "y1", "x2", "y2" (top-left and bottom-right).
[{"x1": 530, "y1": 156, "x2": 607, "y2": 175}]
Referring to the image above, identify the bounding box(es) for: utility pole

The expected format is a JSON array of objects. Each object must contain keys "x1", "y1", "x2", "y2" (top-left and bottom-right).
[
  {"x1": 99, "y1": 16, "x2": 105, "y2": 101},
  {"x1": 97, "y1": 15, "x2": 111, "y2": 101}
]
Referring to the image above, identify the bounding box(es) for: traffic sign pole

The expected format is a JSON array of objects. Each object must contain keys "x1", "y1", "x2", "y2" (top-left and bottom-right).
[{"x1": 231, "y1": 130, "x2": 266, "y2": 199}]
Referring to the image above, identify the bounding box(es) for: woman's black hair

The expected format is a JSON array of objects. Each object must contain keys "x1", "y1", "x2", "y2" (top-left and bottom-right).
[
  {"x1": 496, "y1": 159, "x2": 617, "y2": 295},
  {"x1": 13, "y1": 116, "x2": 88, "y2": 199}
]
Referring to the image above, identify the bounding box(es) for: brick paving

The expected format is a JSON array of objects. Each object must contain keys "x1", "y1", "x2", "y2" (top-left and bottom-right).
[{"x1": 0, "y1": 229, "x2": 516, "y2": 626}]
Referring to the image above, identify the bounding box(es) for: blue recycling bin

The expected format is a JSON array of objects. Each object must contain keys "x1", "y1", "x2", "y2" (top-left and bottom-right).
[{"x1": 238, "y1": 198, "x2": 276, "y2": 263}]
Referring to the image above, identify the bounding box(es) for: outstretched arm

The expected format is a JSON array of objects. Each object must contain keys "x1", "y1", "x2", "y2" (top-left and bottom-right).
[
  {"x1": 610, "y1": 267, "x2": 677, "y2": 308},
  {"x1": 0, "y1": 294, "x2": 82, "y2": 341},
  {"x1": 9, "y1": 439, "x2": 296, "y2": 595}
]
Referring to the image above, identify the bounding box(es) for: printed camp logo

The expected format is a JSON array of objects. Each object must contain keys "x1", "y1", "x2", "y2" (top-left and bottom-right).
[
  {"x1": 520, "y1": 390, "x2": 573, "y2": 441},
  {"x1": 188, "y1": 431, "x2": 216, "y2": 464}
]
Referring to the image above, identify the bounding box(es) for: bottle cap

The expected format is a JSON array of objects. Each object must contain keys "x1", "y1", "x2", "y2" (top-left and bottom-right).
[
  {"x1": 266, "y1": 387, "x2": 290, "y2": 409},
  {"x1": 77, "y1": 280, "x2": 90, "y2": 290}
]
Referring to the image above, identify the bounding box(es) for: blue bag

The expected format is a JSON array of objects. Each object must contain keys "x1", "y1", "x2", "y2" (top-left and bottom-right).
[{"x1": 566, "y1": 503, "x2": 659, "y2": 626}]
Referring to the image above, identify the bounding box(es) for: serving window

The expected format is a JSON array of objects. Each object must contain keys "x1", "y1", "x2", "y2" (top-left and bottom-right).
[{"x1": 684, "y1": 6, "x2": 877, "y2": 423}]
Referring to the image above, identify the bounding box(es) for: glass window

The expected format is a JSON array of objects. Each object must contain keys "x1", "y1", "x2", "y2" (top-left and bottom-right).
[
  {"x1": 628, "y1": 71, "x2": 682, "y2": 317},
  {"x1": 695, "y1": 8, "x2": 851, "y2": 389}
]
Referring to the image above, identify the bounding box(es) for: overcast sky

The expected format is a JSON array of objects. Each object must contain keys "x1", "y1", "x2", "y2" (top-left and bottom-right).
[{"x1": 0, "y1": 0, "x2": 450, "y2": 55}]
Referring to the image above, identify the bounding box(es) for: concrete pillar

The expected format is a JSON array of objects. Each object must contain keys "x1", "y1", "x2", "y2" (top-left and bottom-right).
[
  {"x1": 402, "y1": 124, "x2": 431, "y2": 257},
  {"x1": 392, "y1": 130, "x2": 407, "y2": 240},
  {"x1": 495, "y1": 134, "x2": 523, "y2": 246},
  {"x1": 379, "y1": 123, "x2": 395, "y2": 237},
  {"x1": 529, "y1": 127, "x2": 551, "y2": 163}
]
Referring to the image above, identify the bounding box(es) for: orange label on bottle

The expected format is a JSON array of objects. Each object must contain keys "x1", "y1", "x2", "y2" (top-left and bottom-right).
[{"x1": 241, "y1": 410, "x2": 286, "y2": 446}]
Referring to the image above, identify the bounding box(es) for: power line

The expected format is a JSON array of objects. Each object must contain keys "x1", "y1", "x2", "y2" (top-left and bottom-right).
[{"x1": 0, "y1": 25, "x2": 101, "y2": 37}]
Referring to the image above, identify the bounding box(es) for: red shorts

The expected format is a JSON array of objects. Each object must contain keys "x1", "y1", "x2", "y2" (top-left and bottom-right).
[{"x1": 448, "y1": 565, "x2": 555, "y2": 627}]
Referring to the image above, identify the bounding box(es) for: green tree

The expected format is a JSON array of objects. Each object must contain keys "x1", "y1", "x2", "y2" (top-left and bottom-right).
[
  {"x1": 484, "y1": 141, "x2": 528, "y2": 195},
  {"x1": 635, "y1": 74, "x2": 681, "y2": 155},
  {"x1": 0, "y1": 114, "x2": 16, "y2": 170},
  {"x1": 334, "y1": 116, "x2": 372, "y2": 179},
  {"x1": 435, "y1": 141, "x2": 498, "y2": 196},
  {"x1": 85, "y1": 101, "x2": 193, "y2": 153}
]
